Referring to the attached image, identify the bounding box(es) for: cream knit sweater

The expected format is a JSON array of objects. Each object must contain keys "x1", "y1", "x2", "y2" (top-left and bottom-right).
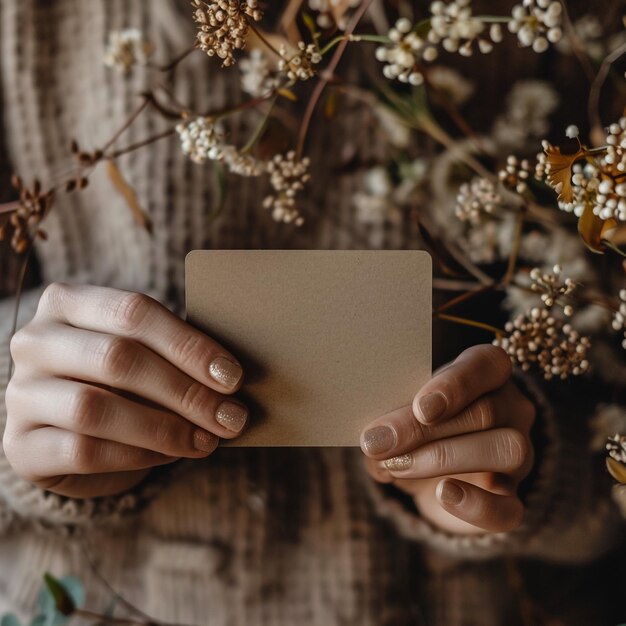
[{"x1": 0, "y1": 2, "x2": 623, "y2": 625}]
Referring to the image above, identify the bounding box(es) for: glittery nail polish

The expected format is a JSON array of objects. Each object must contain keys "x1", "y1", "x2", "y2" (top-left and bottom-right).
[
  {"x1": 209, "y1": 357, "x2": 243, "y2": 389},
  {"x1": 362, "y1": 425, "x2": 396, "y2": 455},
  {"x1": 215, "y1": 401, "x2": 248, "y2": 433},
  {"x1": 384, "y1": 453, "x2": 412, "y2": 472},
  {"x1": 438, "y1": 480, "x2": 464, "y2": 506},
  {"x1": 417, "y1": 391, "x2": 447, "y2": 423}
]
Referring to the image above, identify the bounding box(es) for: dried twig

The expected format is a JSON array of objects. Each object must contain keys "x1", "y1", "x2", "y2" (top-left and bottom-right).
[{"x1": 296, "y1": 0, "x2": 375, "y2": 158}]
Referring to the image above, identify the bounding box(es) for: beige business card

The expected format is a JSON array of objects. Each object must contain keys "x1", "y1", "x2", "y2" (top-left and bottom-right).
[{"x1": 185, "y1": 250, "x2": 432, "y2": 447}]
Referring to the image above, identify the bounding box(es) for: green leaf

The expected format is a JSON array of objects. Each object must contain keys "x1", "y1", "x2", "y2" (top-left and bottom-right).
[
  {"x1": 414, "y1": 18, "x2": 432, "y2": 38},
  {"x1": 42, "y1": 574, "x2": 76, "y2": 617},
  {"x1": 417, "y1": 220, "x2": 469, "y2": 278},
  {"x1": 1, "y1": 613, "x2": 22, "y2": 626},
  {"x1": 57, "y1": 578, "x2": 84, "y2": 611},
  {"x1": 27, "y1": 617, "x2": 45, "y2": 626},
  {"x1": 301, "y1": 12, "x2": 319, "y2": 44}
]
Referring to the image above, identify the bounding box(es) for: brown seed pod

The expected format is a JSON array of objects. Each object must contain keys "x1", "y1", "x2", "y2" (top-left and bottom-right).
[{"x1": 14, "y1": 238, "x2": 29, "y2": 254}]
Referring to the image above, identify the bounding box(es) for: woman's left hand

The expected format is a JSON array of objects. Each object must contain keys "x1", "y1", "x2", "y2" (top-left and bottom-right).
[{"x1": 360, "y1": 345, "x2": 536, "y2": 535}]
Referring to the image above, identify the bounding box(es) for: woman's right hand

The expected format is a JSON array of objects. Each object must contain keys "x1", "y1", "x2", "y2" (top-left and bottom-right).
[{"x1": 3, "y1": 284, "x2": 249, "y2": 499}]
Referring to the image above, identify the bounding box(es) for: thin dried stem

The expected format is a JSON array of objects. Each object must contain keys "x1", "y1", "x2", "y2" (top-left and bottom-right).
[
  {"x1": 559, "y1": 0, "x2": 596, "y2": 83},
  {"x1": 101, "y1": 97, "x2": 151, "y2": 154},
  {"x1": 107, "y1": 128, "x2": 177, "y2": 160},
  {"x1": 296, "y1": 0, "x2": 375, "y2": 159},
  {"x1": 502, "y1": 211, "x2": 526, "y2": 285},
  {"x1": 435, "y1": 312, "x2": 505, "y2": 336},
  {"x1": 435, "y1": 283, "x2": 496, "y2": 314},
  {"x1": 588, "y1": 41, "x2": 626, "y2": 141},
  {"x1": 154, "y1": 44, "x2": 197, "y2": 73},
  {"x1": 79, "y1": 541, "x2": 196, "y2": 626},
  {"x1": 241, "y1": 95, "x2": 278, "y2": 153},
  {"x1": 433, "y1": 277, "x2": 483, "y2": 291},
  {"x1": 247, "y1": 22, "x2": 282, "y2": 58}
]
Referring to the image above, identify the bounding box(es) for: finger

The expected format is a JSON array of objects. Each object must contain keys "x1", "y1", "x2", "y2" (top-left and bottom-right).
[
  {"x1": 436, "y1": 478, "x2": 525, "y2": 532},
  {"x1": 383, "y1": 428, "x2": 530, "y2": 479},
  {"x1": 362, "y1": 455, "x2": 395, "y2": 484},
  {"x1": 412, "y1": 345, "x2": 512, "y2": 425},
  {"x1": 36, "y1": 469, "x2": 153, "y2": 499},
  {"x1": 360, "y1": 380, "x2": 534, "y2": 460},
  {"x1": 4, "y1": 427, "x2": 180, "y2": 482},
  {"x1": 20, "y1": 323, "x2": 249, "y2": 438},
  {"x1": 11, "y1": 378, "x2": 219, "y2": 458},
  {"x1": 36, "y1": 283, "x2": 244, "y2": 393},
  {"x1": 391, "y1": 471, "x2": 516, "y2": 500}
]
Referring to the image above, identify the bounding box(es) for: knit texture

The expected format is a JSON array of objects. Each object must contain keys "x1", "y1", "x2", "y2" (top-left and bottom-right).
[{"x1": 0, "y1": 1, "x2": 623, "y2": 624}]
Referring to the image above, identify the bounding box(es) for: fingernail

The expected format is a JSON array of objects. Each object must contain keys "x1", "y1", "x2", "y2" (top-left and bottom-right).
[
  {"x1": 209, "y1": 357, "x2": 243, "y2": 389},
  {"x1": 215, "y1": 401, "x2": 248, "y2": 433},
  {"x1": 439, "y1": 480, "x2": 464, "y2": 506},
  {"x1": 362, "y1": 425, "x2": 396, "y2": 455},
  {"x1": 384, "y1": 454, "x2": 412, "y2": 472},
  {"x1": 417, "y1": 391, "x2": 447, "y2": 423},
  {"x1": 193, "y1": 429, "x2": 218, "y2": 453}
]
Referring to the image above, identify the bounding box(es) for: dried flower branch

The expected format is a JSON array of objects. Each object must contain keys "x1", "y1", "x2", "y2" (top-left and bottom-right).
[
  {"x1": 508, "y1": 0, "x2": 562, "y2": 53},
  {"x1": 263, "y1": 151, "x2": 311, "y2": 225},
  {"x1": 103, "y1": 29, "x2": 154, "y2": 73},
  {"x1": 1, "y1": 177, "x2": 54, "y2": 254},
  {"x1": 494, "y1": 307, "x2": 590, "y2": 380},
  {"x1": 192, "y1": 0, "x2": 263, "y2": 67},
  {"x1": 529, "y1": 265, "x2": 576, "y2": 313}
]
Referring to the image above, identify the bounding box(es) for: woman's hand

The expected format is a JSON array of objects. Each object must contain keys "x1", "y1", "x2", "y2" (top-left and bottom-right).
[
  {"x1": 4, "y1": 284, "x2": 249, "y2": 499},
  {"x1": 360, "y1": 345, "x2": 535, "y2": 535}
]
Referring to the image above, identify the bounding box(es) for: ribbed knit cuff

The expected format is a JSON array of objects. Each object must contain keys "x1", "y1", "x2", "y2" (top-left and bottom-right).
[
  {"x1": 362, "y1": 369, "x2": 564, "y2": 561},
  {"x1": 0, "y1": 286, "x2": 174, "y2": 535}
]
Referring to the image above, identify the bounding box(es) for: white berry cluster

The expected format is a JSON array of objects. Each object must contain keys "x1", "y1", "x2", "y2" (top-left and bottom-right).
[
  {"x1": 508, "y1": 0, "x2": 563, "y2": 54},
  {"x1": 221, "y1": 146, "x2": 266, "y2": 177},
  {"x1": 103, "y1": 29, "x2": 154, "y2": 73},
  {"x1": 529, "y1": 265, "x2": 576, "y2": 315},
  {"x1": 192, "y1": 0, "x2": 263, "y2": 67},
  {"x1": 494, "y1": 307, "x2": 591, "y2": 380},
  {"x1": 612, "y1": 289, "x2": 626, "y2": 350},
  {"x1": 176, "y1": 117, "x2": 265, "y2": 176},
  {"x1": 429, "y1": 0, "x2": 502, "y2": 57},
  {"x1": 239, "y1": 49, "x2": 281, "y2": 97},
  {"x1": 176, "y1": 117, "x2": 225, "y2": 164},
  {"x1": 278, "y1": 42, "x2": 322, "y2": 82},
  {"x1": 455, "y1": 177, "x2": 502, "y2": 224},
  {"x1": 607, "y1": 434, "x2": 626, "y2": 465},
  {"x1": 307, "y1": 0, "x2": 361, "y2": 30},
  {"x1": 552, "y1": 119, "x2": 626, "y2": 222},
  {"x1": 375, "y1": 18, "x2": 430, "y2": 85},
  {"x1": 592, "y1": 118, "x2": 626, "y2": 221},
  {"x1": 499, "y1": 155, "x2": 531, "y2": 194},
  {"x1": 263, "y1": 152, "x2": 311, "y2": 226}
]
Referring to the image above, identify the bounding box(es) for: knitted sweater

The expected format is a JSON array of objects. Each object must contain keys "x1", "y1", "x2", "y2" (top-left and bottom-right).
[{"x1": 0, "y1": 2, "x2": 623, "y2": 625}]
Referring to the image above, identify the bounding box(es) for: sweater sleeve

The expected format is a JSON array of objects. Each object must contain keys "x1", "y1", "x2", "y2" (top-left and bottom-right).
[
  {"x1": 0, "y1": 283, "x2": 177, "y2": 535},
  {"x1": 363, "y1": 371, "x2": 623, "y2": 563}
]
